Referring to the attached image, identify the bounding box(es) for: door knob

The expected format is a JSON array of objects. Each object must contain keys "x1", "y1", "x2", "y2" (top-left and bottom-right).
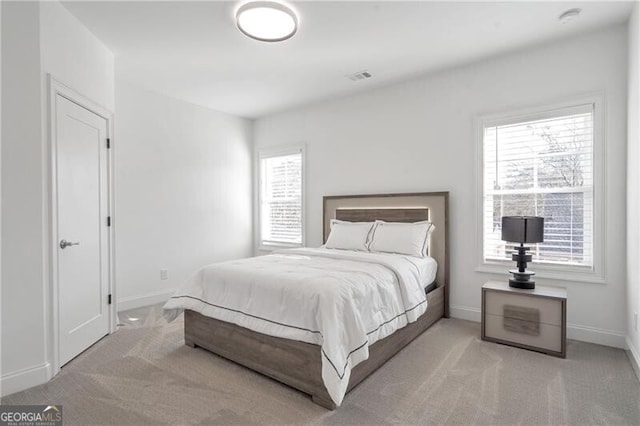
[{"x1": 59, "y1": 239, "x2": 80, "y2": 249}]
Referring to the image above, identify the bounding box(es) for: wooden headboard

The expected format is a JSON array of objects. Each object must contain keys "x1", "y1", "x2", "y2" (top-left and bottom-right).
[
  {"x1": 323, "y1": 192, "x2": 449, "y2": 317},
  {"x1": 334, "y1": 208, "x2": 429, "y2": 224}
]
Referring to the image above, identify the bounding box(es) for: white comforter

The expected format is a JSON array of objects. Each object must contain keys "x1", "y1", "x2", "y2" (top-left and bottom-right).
[{"x1": 163, "y1": 247, "x2": 433, "y2": 406}]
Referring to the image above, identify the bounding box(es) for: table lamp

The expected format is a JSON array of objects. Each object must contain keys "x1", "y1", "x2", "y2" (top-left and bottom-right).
[{"x1": 501, "y1": 216, "x2": 544, "y2": 289}]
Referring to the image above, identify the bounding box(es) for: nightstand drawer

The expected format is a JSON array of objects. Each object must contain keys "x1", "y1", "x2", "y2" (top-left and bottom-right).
[
  {"x1": 484, "y1": 313, "x2": 562, "y2": 353},
  {"x1": 485, "y1": 291, "x2": 563, "y2": 327}
]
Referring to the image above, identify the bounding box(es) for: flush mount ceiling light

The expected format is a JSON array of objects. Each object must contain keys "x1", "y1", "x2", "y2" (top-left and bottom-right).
[
  {"x1": 236, "y1": 1, "x2": 298, "y2": 42},
  {"x1": 558, "y1": 8, "x2": 581, "y2": 25}
]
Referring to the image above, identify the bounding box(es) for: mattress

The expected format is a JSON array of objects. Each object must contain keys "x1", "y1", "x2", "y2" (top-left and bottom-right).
[{"x1": 417, "y1": 254, "x2": 438, "y2": 288}]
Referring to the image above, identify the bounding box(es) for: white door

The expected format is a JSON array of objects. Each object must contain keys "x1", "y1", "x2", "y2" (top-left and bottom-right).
[{"x1": 56, "y1": 94, "x2": 110, "y2": 366}]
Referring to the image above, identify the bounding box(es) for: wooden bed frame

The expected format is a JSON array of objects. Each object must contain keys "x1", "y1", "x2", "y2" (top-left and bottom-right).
[{"x1": 184, "y1": 192, "x2": 450, "y2": 409}]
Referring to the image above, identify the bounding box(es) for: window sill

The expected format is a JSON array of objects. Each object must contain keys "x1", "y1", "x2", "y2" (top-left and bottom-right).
[
  {"x1": 476, "y1": 261, "x2": 606, "y2": 284},
  {"x1": 257, "y1": 243, "x2": 303, "y2": 253}
]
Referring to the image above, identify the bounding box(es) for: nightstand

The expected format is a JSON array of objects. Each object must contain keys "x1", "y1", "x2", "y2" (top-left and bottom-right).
[{"x1": 481, "y1": 280, "x2": 567, "y2": 358}]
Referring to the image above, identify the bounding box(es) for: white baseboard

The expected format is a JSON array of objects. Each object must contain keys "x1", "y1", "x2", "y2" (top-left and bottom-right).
[
  {"x1": 626, "y1": 337, "x2": 640, "y2": 381},
  {"x1": 0, "y1": 362, "x2": 50, "y2": 397},
  {"x1": 566, "y1": 323, "x2": 626, "y2": 348},
  {"x1": 449, "y1": 304, "x2": 481, "y2": 322},
  {"x1": 117, "y1": 288, "x2": 176, "y2": 312},
  {"x1": 449, "y1": 304, "x2": 626, "y2": 348}
]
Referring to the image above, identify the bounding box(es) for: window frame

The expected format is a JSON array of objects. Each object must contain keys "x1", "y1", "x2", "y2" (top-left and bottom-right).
[
  {"x1": 256, "y1": 144, "x2": 305, "y2": 251},
  {"x1": 475, "y1": 95, "x2": 606, "y2": 284}
]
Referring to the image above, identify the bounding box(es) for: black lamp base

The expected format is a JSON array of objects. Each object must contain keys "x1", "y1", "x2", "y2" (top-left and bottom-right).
[
  {"x1": 509, "y1": 278, "x2": 535, "y2": 289},
  {"x1": 506, "y1": 244, "x2": 537, "y2": 289},
  {"x1": 508, "y1": 269, "x2": 535, "y2": 289}
]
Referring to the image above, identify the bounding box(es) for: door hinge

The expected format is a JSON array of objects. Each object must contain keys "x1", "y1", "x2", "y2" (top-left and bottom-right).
[
  {"x1": 106, "y1": 138, "x2": 111, "y2": 149},
  {"x1": 107, "y1": 216, "x2": 111, "y2": 227},
  {"x1": 108, "y1": 294, "x2": 112, "y2": 305}
]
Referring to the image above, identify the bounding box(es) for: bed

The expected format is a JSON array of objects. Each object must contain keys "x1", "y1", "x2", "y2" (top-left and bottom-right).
[{"x1": 164, "y1": 192, "x2": 449, "y2": 409}]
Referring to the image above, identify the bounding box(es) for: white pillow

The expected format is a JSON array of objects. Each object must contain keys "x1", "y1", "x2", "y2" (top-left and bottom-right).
[
  {"x1": 325, "y1": 220, "x2": 376, "y2": 251},
  {"x1": 369, "y1": 220, "x2": 435, "y2": 257}
]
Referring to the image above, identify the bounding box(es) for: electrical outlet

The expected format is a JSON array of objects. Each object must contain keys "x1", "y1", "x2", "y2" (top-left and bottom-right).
[
  {"x1": 635, "y1": 312, "x2": 638, "y2": 332},
  {"x1": 160, "y1": 269, "x2": 168, "y2": 280}
]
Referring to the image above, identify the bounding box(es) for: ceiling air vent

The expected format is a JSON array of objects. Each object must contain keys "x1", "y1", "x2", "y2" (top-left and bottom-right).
[{"x1": 346, "y1": 70, "x2": 372, "y2": 82}]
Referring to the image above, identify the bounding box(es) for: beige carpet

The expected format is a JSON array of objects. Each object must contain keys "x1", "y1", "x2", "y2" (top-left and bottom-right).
[{"x1": 2, "y1": 304, "x2": 639, "y2": 425}]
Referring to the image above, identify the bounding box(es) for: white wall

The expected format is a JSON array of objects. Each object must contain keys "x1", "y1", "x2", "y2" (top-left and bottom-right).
[
  {"x1": 0, "y1": 1, "x2": 114, "y2": 397},
  {"x1": 0, "y1": 0, "x2": 3, "y2": 401},
  {"x1": 254, "y1": 26, "x2": 629, "y2": 347},
  {"x1": 1, "y1": 1, "x2": 47, "y2": 396},
  {"x1": 40, "y1": 1, "x2": 115, "y2": 111},
  {"x1": 627, "y1": 3, "x2": 640, "y2": 370},
  {"x1": 114, "y1": 80, "x2": 253, "y2": 310}
]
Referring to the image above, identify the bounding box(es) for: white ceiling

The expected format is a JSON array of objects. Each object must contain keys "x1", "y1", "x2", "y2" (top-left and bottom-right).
[{"x1": 62, "y1": 1, "x2": 634, "y2": 119}]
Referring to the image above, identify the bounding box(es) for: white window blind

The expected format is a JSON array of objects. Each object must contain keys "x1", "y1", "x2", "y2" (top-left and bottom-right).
[
  {"x1": 259, "y1": 149, "x2": 303, "y2": 246},
  {"x1": 483, "y1": 104, "x2": 594, "y2": 267}
]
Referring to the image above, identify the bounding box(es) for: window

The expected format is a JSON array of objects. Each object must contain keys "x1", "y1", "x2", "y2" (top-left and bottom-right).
[
  {"x1": 482, "y1": 103, "x2": 597, "y2": 270},
  {"x1": 258, "y1": 147, "x2": 303, "y2": 248}
]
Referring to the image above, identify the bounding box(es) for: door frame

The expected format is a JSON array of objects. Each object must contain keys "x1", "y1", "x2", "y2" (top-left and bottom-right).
[{"x1": 46, "y1": 75, "x2": 116, "y2": 378}]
